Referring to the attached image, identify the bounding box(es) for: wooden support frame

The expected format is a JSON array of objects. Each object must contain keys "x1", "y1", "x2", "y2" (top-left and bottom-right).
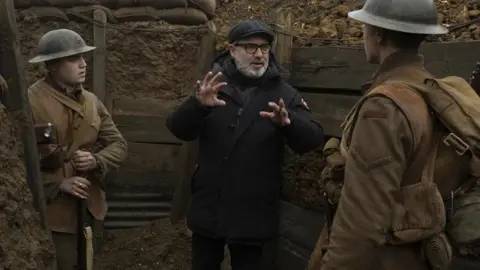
[
  {"x1": 0, "y1": 0, "x2": 48, "y2": 229},
  {"x1": 274, "y1": 8, "x2": 293, "y2": 69},
  {"x1": 169, "y1": 21, "x2": 217, "y2": 223},
  {"x1": 93, "y1": 8, "x2": 107, "y2": 103},
  {"x1": 289, "y1": 41, "x2": 480, "y2": 90}
]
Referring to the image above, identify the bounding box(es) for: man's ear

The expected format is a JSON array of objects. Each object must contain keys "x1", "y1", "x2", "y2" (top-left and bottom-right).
[{"x1": 227, "y1": 44, "x2": 235, "y2": 56}]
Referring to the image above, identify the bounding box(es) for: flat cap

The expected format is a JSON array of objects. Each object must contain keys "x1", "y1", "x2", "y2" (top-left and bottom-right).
[{"x1": 228, "y1": 19, "x2": 275, "y2": 44}]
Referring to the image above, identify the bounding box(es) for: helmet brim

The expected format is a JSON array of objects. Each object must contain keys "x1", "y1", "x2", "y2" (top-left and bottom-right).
[
  {"x1": 348, "y1": 10, "x2": 449, "y2": 35},
  {"x1": 28, "y1": 45, "x2": 96, "y2": 63}
]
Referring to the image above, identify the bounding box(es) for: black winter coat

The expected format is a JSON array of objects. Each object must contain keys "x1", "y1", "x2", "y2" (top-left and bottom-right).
[{"x1": 166, "y1": 53, "x2": 324, "y2": 244}]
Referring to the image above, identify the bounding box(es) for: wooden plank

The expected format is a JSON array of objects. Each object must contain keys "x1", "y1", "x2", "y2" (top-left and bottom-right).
[
  {"x1": 274, "y1": 8, "x2": 293, "y2": 68},
  {"x1": 290, "y1": 41, "x2": 480, "y2": 90},
  {"x1": 301, "y1": 92, "x2": 360, "y2": 137},
  {"x1": 279, "y1": 201, "x2": 324, "y2": 251},
  {"x1": 0, "y1": 0, "x2": 48, "y2": 229},
  {"x1": 122, "y1": 142, "x2": 180, "y2": 172},
  {"x1": 113, "y1": 96, "x2": 178, "y2": 116},
  {"x1": 106, "y1": 169, "x2": 177, "y2": 192},
  {"x1": 113, "y1": 114, "x2": 181, "y2": 144},
  {"x1": 170, "y1": 21, "x2": 216, "y2": 223},
  {"x1": 276, "y1": 201, "x2": 324, "y2": 270},
  {"x1": 92, "y1": 9, "x2": 107, "y2": 103}
]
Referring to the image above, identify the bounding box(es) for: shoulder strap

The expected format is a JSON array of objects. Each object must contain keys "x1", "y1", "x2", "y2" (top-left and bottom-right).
[{"x1": 368, "y1": 84, "x2": 435, "y2": 186}]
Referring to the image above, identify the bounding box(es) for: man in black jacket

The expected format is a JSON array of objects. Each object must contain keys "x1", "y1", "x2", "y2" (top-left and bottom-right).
[{"x1": 166, "y1": 19, "x2": 324, "y2": 270}]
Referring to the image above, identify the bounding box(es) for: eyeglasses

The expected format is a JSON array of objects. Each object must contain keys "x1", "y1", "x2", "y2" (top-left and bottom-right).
[{"x1": 234, "y1": 43, "x2": 271, "y2": 54}]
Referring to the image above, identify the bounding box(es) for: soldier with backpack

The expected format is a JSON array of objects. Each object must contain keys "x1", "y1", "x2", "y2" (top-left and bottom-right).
[{"x1": 307, "y1": 0, "x2": 480, "y2": 269}]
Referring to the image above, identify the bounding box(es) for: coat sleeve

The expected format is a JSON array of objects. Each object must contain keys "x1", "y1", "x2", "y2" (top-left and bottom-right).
[
  {"x1": 92, "y1": 99, "x2": 128, "y2": 179},
  {"x1": 321, "y1": 96, "x2": 414, "y2": 269},
  {"x1": 165, "y1": 95, "x2": 212, "y2": 141},
  {"x1": 283, "y1": 91, "x2": 324, "y2": 154}
]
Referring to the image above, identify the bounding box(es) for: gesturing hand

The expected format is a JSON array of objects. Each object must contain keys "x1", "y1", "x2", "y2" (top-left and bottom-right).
[
  {"x1": 196, "y1": 71, "x2": 227, "y2": 107},
  {"x1": 259, "y1": 98, "x2": 291, "y2": 127}
]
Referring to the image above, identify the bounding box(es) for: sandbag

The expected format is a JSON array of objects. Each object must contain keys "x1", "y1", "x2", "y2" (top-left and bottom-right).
[
  {"x1": 14, "y1": 0, "x2": 47, "y2": 8},
  {"x1": 188, "y1": 0, "x2": 215, "y2": 18},
  {"x1": 14, "y1": 0, "x2": 95, "y2": 8},
  {"x1": 45, "y1": 0, "x2": 95, "y2": 7},
  {"x1": 98, "y1": 0, "x2": 139, "y2": 8},
  {"x1": 158, "y1": 7, "x2": 208, "y2": 25},
  {"x1": 99, "y1": 0, "x2": 188, "y2": 9},
  {"x1": 67, "y1": 5, "x2": 118, "y2": 23},
  {"x1": 22, "y1": 6, "x2": 69, "y2": 21},
  {"x1": 113, "y1": 6, "x2": 159, "y2": 22},
  {"x1": 138, "y1": 0, "x2": 188, "y2": 9}
]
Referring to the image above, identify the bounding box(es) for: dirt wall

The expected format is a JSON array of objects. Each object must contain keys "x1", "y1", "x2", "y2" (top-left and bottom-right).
[
  {"x1": 0, "y1": 107, "x2": 55, "y2": 269},
  {"x1": 17, "y1": 14, "x2": 202, "y2": 100}
]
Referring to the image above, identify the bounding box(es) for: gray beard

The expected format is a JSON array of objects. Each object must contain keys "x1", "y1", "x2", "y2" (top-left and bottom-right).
[{"x1": 234, "y1": 58, "x2": 267, "y2": 79}]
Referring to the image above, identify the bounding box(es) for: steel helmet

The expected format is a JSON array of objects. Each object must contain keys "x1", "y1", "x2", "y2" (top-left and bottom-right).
[
  {"x1": 29, "y1": 29, "x2": 96, "y2": 63},
  {"x1": 348, "y1": 0, "x2": 448, "y2": 35}
]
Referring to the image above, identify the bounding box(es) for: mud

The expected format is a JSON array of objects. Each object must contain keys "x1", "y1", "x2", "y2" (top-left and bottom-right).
[
  {"x1": 0, "y1": 106, "x2": 55, "y2": 269},
  {"x1": 94, "y1": 219, "x2": 192, "y2": 270},
  {"x1": 105, "y1": 21, "x2": 201, "y2": 99},
  {"x1": 214, "y1": 0, "x2": 480, "y2": 48}
]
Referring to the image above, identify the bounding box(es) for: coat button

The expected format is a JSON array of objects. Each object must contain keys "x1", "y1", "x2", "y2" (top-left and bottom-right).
[{"x1": 223, "y1": 156, "x2": 228, "y2": 161}]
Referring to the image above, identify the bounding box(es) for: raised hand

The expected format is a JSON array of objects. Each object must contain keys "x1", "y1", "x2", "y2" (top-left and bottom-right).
[
  {"x1": 259, "y1": 98, "x2": 291, "y2": 127},
  {"x1": 196, "y1": 71, "x2": 227, "y2": 107}
]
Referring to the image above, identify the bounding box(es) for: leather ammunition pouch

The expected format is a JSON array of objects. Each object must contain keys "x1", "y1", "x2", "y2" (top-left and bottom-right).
[
  {"x1": 321, "y1": 137, "x2": 346, "y2": 206},
  {"x1": 446, "y1": 180, "x2": 480, "y2": 254},
  {"x1": 38, "y1": 144, "x2": 63, "y2": 170},
  {"x1": 422, "y1": 233, "x2": 453, "y2": 270}
]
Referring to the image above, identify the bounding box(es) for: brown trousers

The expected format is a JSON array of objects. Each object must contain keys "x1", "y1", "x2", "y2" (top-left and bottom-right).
[{"x1": 51, "y1": 216, "x2": 104, "y2": 270}]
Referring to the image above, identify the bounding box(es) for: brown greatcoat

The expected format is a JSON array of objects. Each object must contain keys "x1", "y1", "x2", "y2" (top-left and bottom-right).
[
  {"x1": 308, "y1": 52, "x2": 470, "y2": 270},
  {"x1": 28, "y1": 78, "x2": 128, "y2": 233}
]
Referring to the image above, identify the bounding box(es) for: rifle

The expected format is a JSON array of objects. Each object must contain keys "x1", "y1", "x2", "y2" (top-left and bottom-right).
[
  {"x1": 76, "y1": 169, "x2": 93, "y2": 270},
  {"x1": 469, "y1": 61, "x2": 480, "y2": 95}
]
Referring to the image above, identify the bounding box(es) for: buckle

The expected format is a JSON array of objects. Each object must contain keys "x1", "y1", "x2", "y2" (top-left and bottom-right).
[{"x1": 443, "y1": 132, "x2": 469, "y2": 156}]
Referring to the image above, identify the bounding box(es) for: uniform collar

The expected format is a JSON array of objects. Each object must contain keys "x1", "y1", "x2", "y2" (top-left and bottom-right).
[{"x1": 361, "y1": 51, "x2": 426, "y2": 94}]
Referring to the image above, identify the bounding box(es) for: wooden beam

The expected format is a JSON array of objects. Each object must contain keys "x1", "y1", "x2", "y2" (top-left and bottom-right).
[
  {"x1": 301, "y1": 92, "x2": 360, "y2": 137},
  {"x1": 274, "y1": 8, "x2": 293, "y2": 68},
  {"x1": 92, "y1": 8, "x2": 107, "y2": 102},
  {"x1": 170, "y1": 21, "x2": 217, "y2": 223},
  {"x1": 0, "y1": 0, "x2": 48, "y2": 228},
  {"x1": 112, "y1": 114, "x2": 182, "y2": 144},
  {"x1": 112, "y1": 97, "x2": 182, "y2": 144},
  {"x1": 290, "y1": 41, "x2": 480, "y2": 90}
]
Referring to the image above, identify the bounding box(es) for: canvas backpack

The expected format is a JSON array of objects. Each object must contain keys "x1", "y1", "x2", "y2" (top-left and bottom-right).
[
  {"x1": 321, "y1": 74, "x2": 480, "y2": 248},
  {"x1": 395, "y1": 76, "x2": 480, "y2": 251}
]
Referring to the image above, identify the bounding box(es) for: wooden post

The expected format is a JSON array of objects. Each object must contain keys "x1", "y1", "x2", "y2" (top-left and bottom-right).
[
  {"x1": 274, "y1": 8, "x2": 293, "y2": 69},
  {"x1": 0, "y1": 0, "x2": 48, "y2": 229},
  {"x1": 92, "y1": 9, "x2": 107, "y2": 103},
  {"x1": 269, "y1": 9, "x2": 293, "y2": 269},
  {"x1": 170, "y1": 21, "x2": 217, "y2": 223}
]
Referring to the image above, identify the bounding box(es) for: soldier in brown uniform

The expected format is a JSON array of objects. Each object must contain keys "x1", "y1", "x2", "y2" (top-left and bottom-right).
[
  {"x1": 28, "y1": 29, "x2": 128, "y2": 270},
  {"x1": 308, "y1": 0, "x2": 479, "y2": 269}
]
